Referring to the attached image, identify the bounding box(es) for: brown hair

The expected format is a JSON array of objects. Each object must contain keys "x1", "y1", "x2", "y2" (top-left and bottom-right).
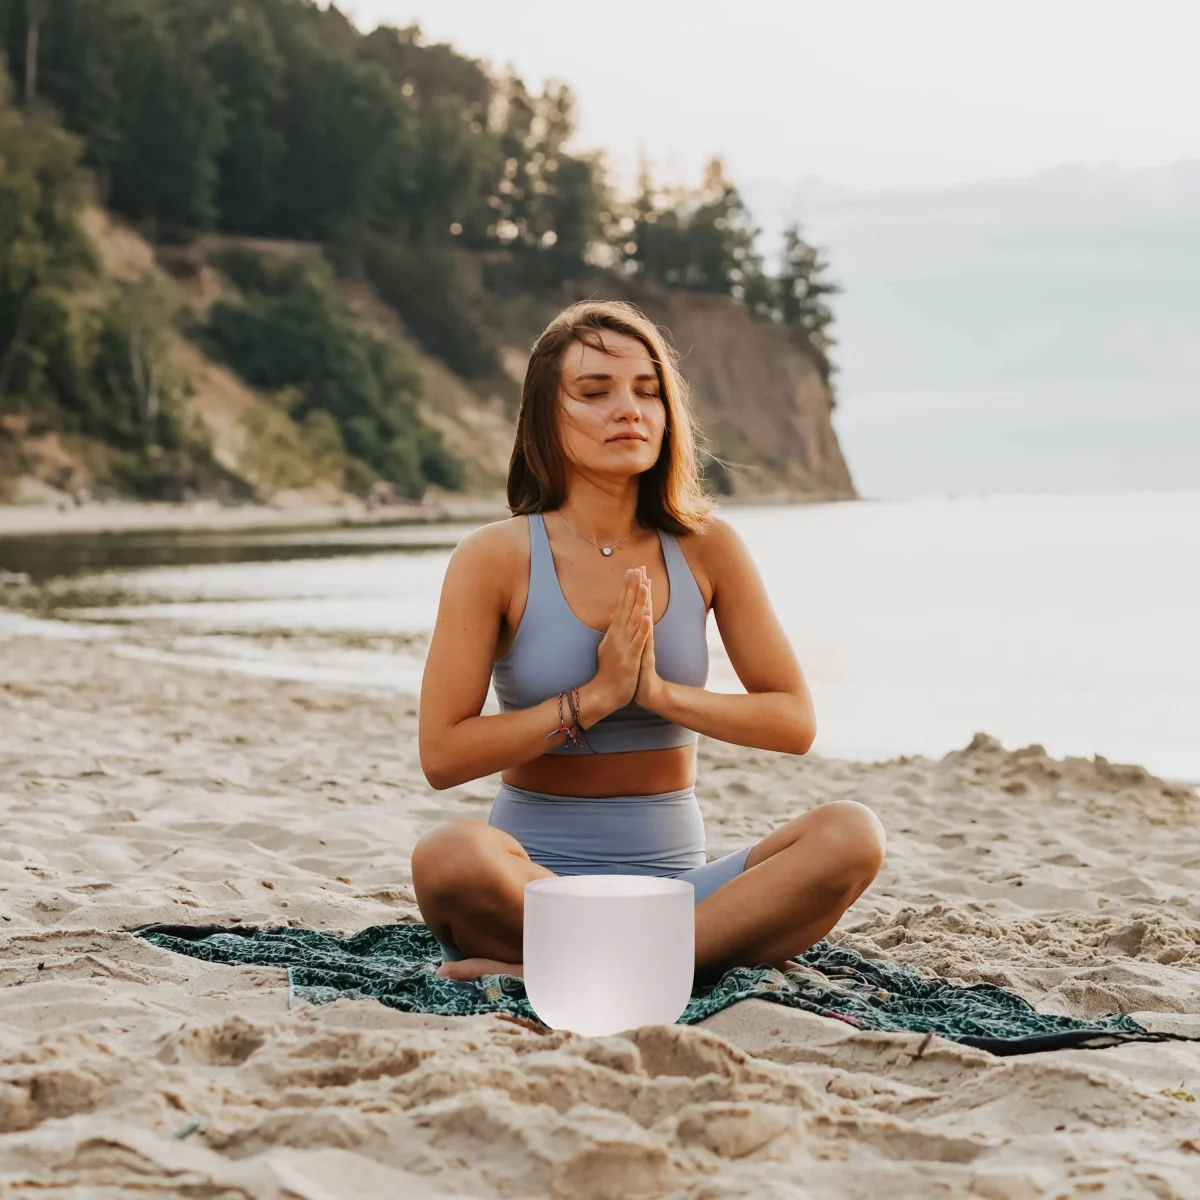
[{"x1": 507, "y1": 300, "x2": 712, "y2": 536}]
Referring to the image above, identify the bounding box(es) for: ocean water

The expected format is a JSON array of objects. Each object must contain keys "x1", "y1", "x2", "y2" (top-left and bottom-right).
[{"x1": 2, "y1": 490, "x2": 1197, "y2": 782}]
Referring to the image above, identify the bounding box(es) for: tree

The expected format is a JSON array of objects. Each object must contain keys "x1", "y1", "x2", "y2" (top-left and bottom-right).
[
  {"x1": 110, "y1": 27, "x2": 226, "y2": 238},
  {"x1": 357, "y1": 23, "x2": 494, "y2": 244},
  {"x1": 7, "y1": 0, "x2": 227, "y2": 237},
  {"x1": 202, "y1": 3, "x2": 286, "y2": 234},
  {"x1": 0, "y1": 70, "x2": 94, "y2": 410},
  {"x1": 624, "y1": 156, "x2": 766, "y2": 300},
  {"x1": 203, "y1": 259, "x2": 462, "y2": 497},
  {"x1": 684, "y1": 156, "x2": 764, "y2": 297},
  {"x1": 23, "y1": 0, "x2": 46, "y2": 107},
  {"x1": 775, "y1": 222, "x2": 842, "y2": 356},
  {"x1": 263, "y1": 16, "x2": 411, "y2": 241},
  {"x1": 90, "y1": 279, "x2": 184, "y2": 449}
]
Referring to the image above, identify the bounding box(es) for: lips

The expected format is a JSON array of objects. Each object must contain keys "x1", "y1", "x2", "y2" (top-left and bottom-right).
[{"x1": 608, "y1": 434, "x2": 648, "y2": 442}]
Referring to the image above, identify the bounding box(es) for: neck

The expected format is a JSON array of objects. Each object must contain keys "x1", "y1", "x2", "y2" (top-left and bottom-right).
[{"x1": 558, "y1": 471, "x2": 639, "y2": 544}]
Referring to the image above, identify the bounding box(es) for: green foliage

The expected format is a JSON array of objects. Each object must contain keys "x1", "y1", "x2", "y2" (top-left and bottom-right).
[
  {"x1": 201, "y1": 4, "x2": 287, "y2": 235},
  {"x1": 107, "y1": 15, "x2": 226, "y2": 239},
  {"x1": 623, "y1": 159, "x2": 842, "y2": 374},
  {"x1": 203, "y1": 258, "x2": 462, "y2": 498},
  {"x1": 5, "y1": 0, "x2": 227, "y2": 239},
  {"x1": 626, "y1": 156, "x2": 766, "y2": 299},
  {"x1": 355, "y1": 236, "x2": 499, "y2": 382},
  {"x1": 87, "y1": 280, "x2": 189, "y2": 449},
  {"x1": 0, "y1": 72, "x2": 217, "y2": 495},
  {"x1": 2, "y1": 2, "x2": 617, "y2": 274},
  {"x1": 263, "y1": 11, "x2": 412, "y2": 240},
  {"x1": 773, "y1": 223, "x2": 843, "y2": 357},
  {"x1": 239, "y1": 396, "x2": 345, "y2": 493},
  {"x1": 417, "y1": 425, "x2": 465, "y2": 491},
  {"x1": 0, "y1": 70, "x2": 94, "y2": 406},
  {"x1": 0, "y1": 0, "x2": 845, "y2": 500}
]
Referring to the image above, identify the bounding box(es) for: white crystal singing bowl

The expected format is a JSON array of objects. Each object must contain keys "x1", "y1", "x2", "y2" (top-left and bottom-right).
[{"x1": 523, "y1": 875, "x2": 695, "y2": 1036}]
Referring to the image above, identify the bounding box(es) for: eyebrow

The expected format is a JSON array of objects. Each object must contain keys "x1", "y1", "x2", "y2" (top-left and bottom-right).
[{"x1": 573, "y1": 373, "x2": 660, "y2": 383}]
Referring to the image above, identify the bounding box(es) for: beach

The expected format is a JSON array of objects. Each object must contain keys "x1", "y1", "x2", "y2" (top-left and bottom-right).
[
  {"x1": 2, "y1": 632, "x2": 1200, "y2": 1197},
  {"x1": 0, "y1": 496, "x2": 511, "y2": 540}
]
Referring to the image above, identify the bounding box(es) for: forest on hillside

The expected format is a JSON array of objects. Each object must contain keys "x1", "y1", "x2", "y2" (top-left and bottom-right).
[{"x1": 0, "y1": 0, "x2": 841, "y2": 501}]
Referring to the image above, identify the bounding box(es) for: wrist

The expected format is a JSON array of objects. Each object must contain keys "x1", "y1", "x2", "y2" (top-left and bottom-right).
[
  {"x1": 639, "y1": 672, "x2": 670, "y2": 715},
  {"x1": 580, "y1": 677, "x2": 622, "y2": 725}
]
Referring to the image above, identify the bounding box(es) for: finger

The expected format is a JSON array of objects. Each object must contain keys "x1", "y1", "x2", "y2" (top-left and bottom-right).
[
  {"x1": 627, "y1": 576, "x2": 649, "y2": 633},
  {"x1": 621, "y1": 570, "x2": 640, "y2": 626},
  {"x1": 613, "y1": 570, "x2": 634, "y2": 626},
  {"x1": 630, "y1": 582, "x2": 650, "y2": 634},
  {"x1": 632, "y1": 607, "x2": 652, "y2": 650}
]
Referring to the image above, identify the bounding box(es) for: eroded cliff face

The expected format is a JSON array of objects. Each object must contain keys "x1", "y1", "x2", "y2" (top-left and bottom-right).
[
  {"x1": 521, "y1": 276, "x2": 856, "y2": 501},
  {"x1": 641, "y1": 290, "x2": 855, "y2": 500}
]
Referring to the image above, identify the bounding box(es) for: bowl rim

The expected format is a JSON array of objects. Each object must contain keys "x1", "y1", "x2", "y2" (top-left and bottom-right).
[{"x1": 524, "y1": 876, "x2": 695, "y2": 899}]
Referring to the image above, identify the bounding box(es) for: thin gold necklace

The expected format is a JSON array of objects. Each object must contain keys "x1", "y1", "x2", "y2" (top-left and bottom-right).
[{"x1": 556, "y1": 511, "x2": 636, "y2": 557}]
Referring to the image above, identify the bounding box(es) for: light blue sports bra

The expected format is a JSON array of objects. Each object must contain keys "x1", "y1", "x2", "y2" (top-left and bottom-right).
[{"x1": 492, "y1": 512, "x2": 709, "y2": 754}]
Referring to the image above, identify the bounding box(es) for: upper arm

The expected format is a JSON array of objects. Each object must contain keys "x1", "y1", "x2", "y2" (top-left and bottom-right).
[
  {"x1": 419, "y1": 524, "x2": 517, "y2": 740},
  {"x1": 702, "y1": 519, "x2": 807, "y2": 697}
]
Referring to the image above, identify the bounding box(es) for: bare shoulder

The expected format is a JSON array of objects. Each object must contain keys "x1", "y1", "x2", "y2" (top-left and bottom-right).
[
  {"x1": 675, "y1": 515, "x2": 755, "y2": 603},
  {"x1": 680, "y1": 515, "x2": 750, "y2": 565},
  {"x1": 454, "y1": 513, "x2": 527, "y2": 560},
  {"x1": 441, "y1": 514, "x2": 528, "y2": 596}
]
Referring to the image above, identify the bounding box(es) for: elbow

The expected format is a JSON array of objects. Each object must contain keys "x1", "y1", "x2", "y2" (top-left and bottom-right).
[
  {"x1": 787, "y1": 706, "x2": 817, "y2": 756},
  {"x1": 782, "y1": 728, "x2": 815, "y2": 756},
  {"x1": 422, "y1": 763, "x2": 458, "y2": 792},
  {"x1": 419, "y1": 746, "x2": 460, "y2": 792}
]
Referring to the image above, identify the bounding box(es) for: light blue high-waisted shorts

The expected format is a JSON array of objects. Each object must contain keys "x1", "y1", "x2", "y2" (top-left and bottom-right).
[{"x1": 435, "y1": 783, "x2": 756, "y2": 962}]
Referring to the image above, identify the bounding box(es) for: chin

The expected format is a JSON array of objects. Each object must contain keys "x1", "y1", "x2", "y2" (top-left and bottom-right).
[{"x1": 605, "y1": 443, "x2": 658, "y2": 470}]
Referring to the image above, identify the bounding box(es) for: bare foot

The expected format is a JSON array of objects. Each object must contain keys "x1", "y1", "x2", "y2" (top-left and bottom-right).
[{"x1": 435, "y1": 958, "x2": 524, "y2": 981}]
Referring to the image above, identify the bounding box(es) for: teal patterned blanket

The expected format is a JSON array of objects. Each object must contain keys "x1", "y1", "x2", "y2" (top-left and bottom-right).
[{"x1": 132, "y1": 921, "x2": 1189, "y2": 1057}]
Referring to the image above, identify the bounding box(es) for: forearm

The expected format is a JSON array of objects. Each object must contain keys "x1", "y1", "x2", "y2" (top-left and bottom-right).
[
  {"x1": 646, "y1": 680, "x2": 815, "y2": 755},
  {"x1": 421, "y1": 680, "x2": 617, "y2": 790}
]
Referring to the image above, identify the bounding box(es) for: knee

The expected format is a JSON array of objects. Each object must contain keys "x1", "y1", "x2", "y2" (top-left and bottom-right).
[
  {"x1": 811, "y1": 800, "x2": 886, "y2": 882},
  {"x1": 411, "y1": 820, "x2": 501, "y2": 901}
]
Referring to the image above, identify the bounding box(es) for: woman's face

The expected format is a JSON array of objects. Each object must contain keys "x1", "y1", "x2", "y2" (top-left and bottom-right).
[{"x1": 556, "y1": 332, "x2": 666, "y2": 482}]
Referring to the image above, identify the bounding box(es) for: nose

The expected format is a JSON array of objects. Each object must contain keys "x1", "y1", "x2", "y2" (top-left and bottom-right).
[{"x1": 611, "y1": 383, "x2": 642, "y2": 421}]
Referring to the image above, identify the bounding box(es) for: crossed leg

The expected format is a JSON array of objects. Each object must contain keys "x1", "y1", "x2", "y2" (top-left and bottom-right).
[{"x1": 411, "y1": 800, "x2": 886, "y2": 984}]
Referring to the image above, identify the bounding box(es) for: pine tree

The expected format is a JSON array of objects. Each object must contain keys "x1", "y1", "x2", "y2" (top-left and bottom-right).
[
  {"x1": 775, "y1": 222, "x2": 842, "y2": 355},
  {"x1": 202, "y1": 3, "x2": 287, "y2": 235}
]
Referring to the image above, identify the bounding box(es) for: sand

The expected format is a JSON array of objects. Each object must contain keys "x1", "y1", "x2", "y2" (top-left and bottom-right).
[
  {"x1": 2, "y1": 632, "x2": 1200, "y2": 1198},
  {"x1": 0, "y1": 496, "x2": 508, "y2": 541}
]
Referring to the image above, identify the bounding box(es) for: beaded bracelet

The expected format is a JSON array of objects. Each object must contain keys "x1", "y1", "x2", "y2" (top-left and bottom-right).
[
  {"x1": 545, "y1": 687, "x2": 590, "y2": 748},
  {"x1": 565, "y1": 686, "x2": 596, "y2": 754},
  {"x1": 546, "y1": 689, "x2": 583, "y2": 746}
]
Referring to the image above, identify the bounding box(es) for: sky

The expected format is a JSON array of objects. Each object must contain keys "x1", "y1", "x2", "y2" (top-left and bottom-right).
[{"x1": 337, "y1": 0, "x2": 1200, "y2": 192}]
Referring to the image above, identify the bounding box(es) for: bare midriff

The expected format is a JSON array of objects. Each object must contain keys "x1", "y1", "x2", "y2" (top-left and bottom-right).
[{"x1": 502, "y1": 743, "x2": 697, "y2": 798}]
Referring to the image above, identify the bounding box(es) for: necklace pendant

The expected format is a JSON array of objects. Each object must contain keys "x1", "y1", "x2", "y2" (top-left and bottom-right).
[{"x1": 601, "y1": 547, "x2": 613, "y2": 556}]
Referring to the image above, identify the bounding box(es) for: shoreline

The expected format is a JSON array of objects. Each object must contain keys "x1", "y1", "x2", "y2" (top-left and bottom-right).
[
  {"x1": 0, "y1": 495, "x2": 511, "y2": 540},
  {"x1": 0, "y1": 488, "x2": 858, "y2": 541}
]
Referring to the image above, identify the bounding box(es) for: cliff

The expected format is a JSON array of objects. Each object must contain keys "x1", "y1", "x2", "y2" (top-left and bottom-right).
[
  {"x1": 2, "y1": 209, "x2": 856, "y2": 508},
  {"x1": 630, "y1": 287, "x2": 854, "y2": 500}
]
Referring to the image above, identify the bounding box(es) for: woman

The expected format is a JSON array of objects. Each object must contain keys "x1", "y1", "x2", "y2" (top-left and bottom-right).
[{"x1": 414, "y1": 300, "x2": 886, "y2": 985}]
